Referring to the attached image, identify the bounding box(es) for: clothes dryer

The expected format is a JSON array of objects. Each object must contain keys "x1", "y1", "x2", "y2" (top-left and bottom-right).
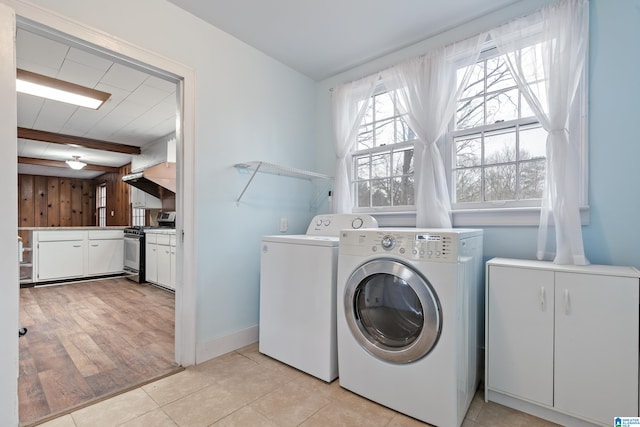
[
  {"x1": 337, "y1": 228, "x2": 483, "y2": 426},
  {"x1": 259, "y1": 214, "x2": 377, "y2": 382}
]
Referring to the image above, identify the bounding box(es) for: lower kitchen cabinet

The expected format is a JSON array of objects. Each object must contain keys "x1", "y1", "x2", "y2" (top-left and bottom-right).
[
  {"x1": 145, "y1": 234, "x2": 159, "y2": 284},
  {"x1": 88, "y1": 230, "x2": 125, "y2": 275},
  {"x1": 38, "y1": 239, "x2": 85, "y2": 281},
  {"x1": 486, "y1": 258, "x2": 640, "y2": 427},
  {"x1": 145, "y1": 231, "x2": 175, "y2": 291},
  {"x1": 33, "y1": 229, "x2": 124, "y2": 283}
]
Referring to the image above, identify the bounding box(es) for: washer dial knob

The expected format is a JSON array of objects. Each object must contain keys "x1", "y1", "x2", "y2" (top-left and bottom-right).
[
  {"x1": 351, "y1": 217, "x2": 364, "y2": 229},
  {"x1": 381, "y1": 235, "x2": 396, "y2": 250}
]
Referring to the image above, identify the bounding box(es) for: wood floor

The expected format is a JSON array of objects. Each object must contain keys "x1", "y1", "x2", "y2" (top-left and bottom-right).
[{"x1": 18, "y1": 278, "x2": 179, "y2": 426}]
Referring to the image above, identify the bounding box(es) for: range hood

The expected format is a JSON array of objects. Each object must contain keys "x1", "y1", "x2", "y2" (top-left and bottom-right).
[{"x1": 122, "y1": 162, "x2": 176, "y2": 199}]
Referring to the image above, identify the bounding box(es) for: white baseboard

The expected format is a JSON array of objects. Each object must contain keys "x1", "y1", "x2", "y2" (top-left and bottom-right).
[{"x1": 195, "y1": 325, "x2": 259, "y2": 364}]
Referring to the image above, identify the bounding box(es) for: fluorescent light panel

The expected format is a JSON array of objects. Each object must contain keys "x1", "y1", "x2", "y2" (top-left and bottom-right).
[{"x1": 16, "y1": 69, "x2": 111, "y2": 110}]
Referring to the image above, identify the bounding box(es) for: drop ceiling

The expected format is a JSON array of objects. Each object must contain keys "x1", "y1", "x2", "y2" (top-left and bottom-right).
[{"x1": 16, "y1": 27, "x2": 178, "y2": 179}]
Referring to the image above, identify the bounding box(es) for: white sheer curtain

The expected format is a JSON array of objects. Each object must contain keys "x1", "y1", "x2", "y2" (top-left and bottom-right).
[
  {"x1": 490, "y1": 0, "x2": 589, "y2": 265},
  {"x1": 330, "y1": 75, "x2": 379, "y2": 213},
  {"x1": 384, "y1": 36, "x2": 484, "y2": 227}
]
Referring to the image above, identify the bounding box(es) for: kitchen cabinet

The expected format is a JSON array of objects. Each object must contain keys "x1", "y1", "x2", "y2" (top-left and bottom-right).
[
  {"x1": 156, "y1": 234, "x2": 172, "y2": 289},
  {"x1": 131, "y1": 187, "x2": 161, "y2": 209},
  {"x1": 145, "y1": 231, "x2": 175, "y2": 291},
  {"x1": 170, "y1": 234, "x2": 176, "y2": 289},
  {"x1": 486, "y1": 258, "x2": 640, "y2": 427},
  {"x1": 36, "y1": 231, "x2": 85, "y2": 281},
  {"x1": 88, "y1": 230, "x2": 124, "y2": 275},
  {"x1": 145, "y1": 233, "x2": 159, "y2": 284},
  {"x1": 33, "y1": 229, "x2": 125, "y2": 283}
]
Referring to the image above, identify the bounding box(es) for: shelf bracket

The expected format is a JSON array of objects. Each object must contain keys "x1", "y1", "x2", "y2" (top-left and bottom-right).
[{"x1": 235, "y1": 161, "x2": 263, "y2": 206}]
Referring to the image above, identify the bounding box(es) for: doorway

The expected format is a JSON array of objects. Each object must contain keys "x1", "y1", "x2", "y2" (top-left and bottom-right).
[{"x1": 1, "y1": 4, "x2": 197, "y2": 426}]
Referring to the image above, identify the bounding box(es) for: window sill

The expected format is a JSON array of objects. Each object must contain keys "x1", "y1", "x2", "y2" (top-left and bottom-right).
[{"x1": 368, "y1": 206, "x2": 590, "y2": 228}]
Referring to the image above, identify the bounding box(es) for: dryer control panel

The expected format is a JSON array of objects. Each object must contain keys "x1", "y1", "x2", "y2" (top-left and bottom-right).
[{"x1": 340, "y1": 228, "x2": 482, "y2": 262}]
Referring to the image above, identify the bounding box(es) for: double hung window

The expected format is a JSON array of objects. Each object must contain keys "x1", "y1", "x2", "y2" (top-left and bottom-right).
[
  {"x1": 452, "y1": 47, "x2": 547, "y2": 209},
  {"x1": 96, "y1": 183, "x2": 106, "y2": 227},
  {"x1": 352, "y1": 87, "x2": 416, "y2": 211}
]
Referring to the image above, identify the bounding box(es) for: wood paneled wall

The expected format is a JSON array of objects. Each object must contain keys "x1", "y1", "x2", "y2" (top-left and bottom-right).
[
  {"x1": 94, "y1": 164, "x2": 131, "y2": 227},
  {"x1": 19, "y1": 175, "x2": 96, "y2": 229}
]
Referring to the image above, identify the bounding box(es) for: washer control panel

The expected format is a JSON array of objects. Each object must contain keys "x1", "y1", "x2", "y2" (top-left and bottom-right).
[
  {"x1": 339, "y1": 228, "x2": 476, "y2": 262},
  {"x1": 306, "y1": 214, "x2": 378, "y2": 236}
]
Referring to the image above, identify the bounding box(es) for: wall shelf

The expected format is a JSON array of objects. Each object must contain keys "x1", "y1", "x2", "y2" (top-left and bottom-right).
[{"x1": 234, "y1": 161, "x2": 332, "y2": 206}]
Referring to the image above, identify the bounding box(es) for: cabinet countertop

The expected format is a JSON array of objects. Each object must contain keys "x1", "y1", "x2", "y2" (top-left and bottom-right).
[{"x1": 144, "y1": 228, "x2": 176, "y2": 235}]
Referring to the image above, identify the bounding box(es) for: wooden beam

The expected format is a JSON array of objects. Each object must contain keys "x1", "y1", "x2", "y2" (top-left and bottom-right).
[
  {"x1": 17, "y1": 127, "x2": 141, "y2": 155},
  {"x1": 18, "y1": 156, "x2": 119, "y2": 173}
]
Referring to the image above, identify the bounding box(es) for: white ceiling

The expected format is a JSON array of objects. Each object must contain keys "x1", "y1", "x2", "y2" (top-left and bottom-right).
[
  {"x1": 166, "y1": 0, "x2": 522, "y2": 81},
  {"x1": 16, "y1": 28, "x2": 178, "y2": 179}
]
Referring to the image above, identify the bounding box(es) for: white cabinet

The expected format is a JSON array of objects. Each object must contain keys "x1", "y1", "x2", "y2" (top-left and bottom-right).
[
  {"x1": 145, "y1": 231, "x2": 175, "y2": 290},
  {"x1": 34, "y1": 229, "x2": 125, "y2": 282},
  {"x1": 37, "y1": 231, "x2": 85, "y2": 281},
  {"x1": 131, "y1": 187, "x2": 161, "y2": 209},
  {"x1": 170, "y1": 234, "x2": 176, "y2": 289},
  {"x1": 486, "y1": 258, "x2": 640, "y2": 427},
  {"x1": 145, "y1": 233, "x2": 159, "y2": 284},
  {"x1": 156, "y1": 234, "x2": 172, "y2": 289},
  {"x1": 88, "y1": 230, "x2": 124, "y2": 275}
]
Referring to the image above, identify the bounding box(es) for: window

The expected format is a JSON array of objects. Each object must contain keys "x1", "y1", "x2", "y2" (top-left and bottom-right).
[
  {"x1": 452, "y1": 48, "x2": 547, "y2": 209},
  {"x1": 352, "y1": 87, "x2": 416, "y2": 211},
  {"x1": 96, "y1": 184, "x2": 106, "y2": 227},
  {"x1": 132, "y1": 208, "x2": 145, "y2": 226},
  {"x1": 448, "y1": 43, "x2": 587, "y2": 226}
]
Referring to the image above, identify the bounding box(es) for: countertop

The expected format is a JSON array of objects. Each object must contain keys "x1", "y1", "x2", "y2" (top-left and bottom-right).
[{"x1": 144, "y1": 228, "x2": 176, "y2": 235}]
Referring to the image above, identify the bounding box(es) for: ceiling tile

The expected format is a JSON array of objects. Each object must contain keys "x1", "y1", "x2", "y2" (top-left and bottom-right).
[
  {"x1": 16, "y1": 93, "x2": 44, "y2": 129},
  {"x1": 16, "y1": 29, "x2": 69, "y2": 74},
  {"x1": 32, "y1": 100, "x2": 78, "y2": 133},
  {"x1": 58, "y1": 59, "x2": 107, "y2": 88},
  {"x1": 66, "y1": 47, "x2": 113, "y2": 72},
  {"x1": 100, "y1": 63, "x2": 148, "y2": 92}
]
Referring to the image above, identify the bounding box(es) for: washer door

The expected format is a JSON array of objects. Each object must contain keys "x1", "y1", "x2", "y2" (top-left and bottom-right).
[{"x1": 344, "y1": 259, "x2": 441, "y2": 364}]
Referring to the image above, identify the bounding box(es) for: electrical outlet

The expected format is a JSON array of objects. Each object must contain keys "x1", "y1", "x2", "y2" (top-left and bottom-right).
[{"x1": 280, "y1": 217, "x2": 288, "y2": 232}]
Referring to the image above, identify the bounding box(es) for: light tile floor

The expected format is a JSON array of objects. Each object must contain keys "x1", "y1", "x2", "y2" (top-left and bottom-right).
[{"x1": 38, "y1": 343, "x2": 559, "y2": 427}]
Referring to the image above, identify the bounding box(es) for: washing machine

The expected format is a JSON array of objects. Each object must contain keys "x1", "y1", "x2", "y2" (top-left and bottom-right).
[
  {"x1": 337, "y1": 228, "x2": 483, "y2": 427},
  {"x1": 259, "y1": 214, "x2": 377, "y2": 382}
]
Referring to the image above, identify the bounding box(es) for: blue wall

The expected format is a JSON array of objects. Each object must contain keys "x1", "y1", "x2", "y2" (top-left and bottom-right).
[
  {"x1": 316, "y1": 0, "x2": 640, "y2": 269},
  {"x1": 582, "y1": 0, "x2": 640, "y2": 267}
]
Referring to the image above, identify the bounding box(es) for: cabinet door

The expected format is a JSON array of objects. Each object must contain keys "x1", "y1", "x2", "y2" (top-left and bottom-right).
[
  {"x1": 554, "y1": 272, "x2": 639, "y2": 424},
  {"x1": 170, "y1": 237, "x2": 176, "y2": 290},
  {"x1": 131, "y1": 187, "x2": 161, "y2": 209},
  {"x1": 145, "y1": 242, "x2": 158, "y2": 283},
  {"x1": 157, "y1": 244, "x2": 172, "y2": 288},
  {"x1": 38, "y1": 241, "x2": 84, "y2": 280},
  {"x1": 88, "y1": 239, "x2": 124, "y2": 275},
  {"x1": 487, "y1": 265, "x2": 554, "y2": 406}
]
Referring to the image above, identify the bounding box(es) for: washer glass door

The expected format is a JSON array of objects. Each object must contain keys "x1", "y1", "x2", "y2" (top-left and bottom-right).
[{"x1": 345, "y1": 259, "x2": 441, "y2": 363}]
